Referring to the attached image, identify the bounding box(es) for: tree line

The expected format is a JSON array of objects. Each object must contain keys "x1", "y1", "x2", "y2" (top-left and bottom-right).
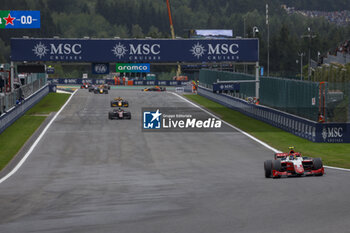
[{"x1": 0, "y1": 0, "x2": 350, "y2": 76}]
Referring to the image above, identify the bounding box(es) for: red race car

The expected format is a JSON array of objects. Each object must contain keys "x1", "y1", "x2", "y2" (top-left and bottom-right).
[
  {"x1": 264, "y1": 147, "x2": 324, "y2": 178},
  {"x1": 81, "y1": 83, "x2": 91, "y2": 89}
]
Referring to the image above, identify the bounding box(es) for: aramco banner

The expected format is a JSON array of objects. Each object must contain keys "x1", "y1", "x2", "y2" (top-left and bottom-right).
[
  {"x1": 11, "y1": 38, "x2": 259, "y2": 63},
  {"x1": 116, "y1": 63, "x2": 150, "y2": 73}
]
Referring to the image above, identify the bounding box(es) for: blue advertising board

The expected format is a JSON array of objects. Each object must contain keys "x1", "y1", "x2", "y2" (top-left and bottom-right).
[
  {"x1": 92, "y1": 63, "x2": 110, "y2": 74},
  {"x1": 315, "y1": 123, "x2": 350, "y2": 143},
  {"x1": 11, "y1": 38, "x2": 259, "y2": 63},
  {"x1": 212, "y1": 82, "x2": 240, "y2": 92},
  {"x1": 48, "y1": 78, "x2": 188, "y2": 86}
]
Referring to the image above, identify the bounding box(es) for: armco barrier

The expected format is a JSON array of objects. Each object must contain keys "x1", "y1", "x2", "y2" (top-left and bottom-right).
[
  {"x1": 198, "y1": 86, "x2": 350, "y2": 143},
  {"x1": 48, "y1": 78, "x2": 188, "y2": 86},
  {"x1": 0, "y1": 85, "x2": 49, "y2": 134},
  {"x1": 1, "y1": 77, "x2": 46, "y2": 112}
]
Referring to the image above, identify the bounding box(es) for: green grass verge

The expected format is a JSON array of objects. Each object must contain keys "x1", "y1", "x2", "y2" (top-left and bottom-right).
[
  {"x1": 26, "y1": 93, "x2": 70, "y2": 115},
  {"x1": 184, "y1": 94, "x2": 350, "y2": 169},
  {"x1": 0, "y1": 93, "x2": 70, "y2": 171}
]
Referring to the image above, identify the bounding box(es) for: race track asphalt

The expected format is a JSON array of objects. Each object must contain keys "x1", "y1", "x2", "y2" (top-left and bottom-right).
[{"x1": 0, "y1": 89, "x2": 350, "y2": 233}]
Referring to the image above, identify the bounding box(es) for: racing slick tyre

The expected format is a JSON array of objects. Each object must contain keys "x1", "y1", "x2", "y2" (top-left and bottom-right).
[
  {"x1": 264, "y1": 160, "x2": 272, "y2": 178},
  {"x1": 108, "y1": 112, "x2": 113, "y2": 120},
  {"x1": 312, "y1": 158, "x2": 323, "y2": 176},
  {"x1": 273, "y1": 160, "x2": 282, "y2": 172},
  {"x1": 125, "y1": 113, "x2": 131, "y2": 119},
  {"x1": 272, "y1": 160, "x2": 282, "y2": 178},
  {"x1": 105, "y1": 90, "x2": 108, "y2": 94},
  {"x1": 312, "y1": 158, "x2": 323, "y2": 170}
]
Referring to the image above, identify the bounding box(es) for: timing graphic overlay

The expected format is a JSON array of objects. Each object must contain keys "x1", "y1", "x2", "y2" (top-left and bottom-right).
[{"x1": 0, "y1": 11, "x2": 40, "y2": 29}]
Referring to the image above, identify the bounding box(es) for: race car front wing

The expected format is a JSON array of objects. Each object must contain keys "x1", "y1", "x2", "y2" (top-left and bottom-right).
[{"x1": 272, "y1": 167, "x2": 324, "y2": 178}]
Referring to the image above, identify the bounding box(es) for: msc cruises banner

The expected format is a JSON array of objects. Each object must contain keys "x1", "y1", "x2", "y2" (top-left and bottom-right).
[{"x1": 11, "y1": 38, "x2": 259, "y2": 63}]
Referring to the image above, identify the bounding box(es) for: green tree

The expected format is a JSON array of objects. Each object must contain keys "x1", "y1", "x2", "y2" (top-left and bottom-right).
[
  {"x1": 131, "y1": 24, "x2": 144, "y2": 38},
  {"x1": 147, "y1": 26, "x2": 163, "y2": 38}
]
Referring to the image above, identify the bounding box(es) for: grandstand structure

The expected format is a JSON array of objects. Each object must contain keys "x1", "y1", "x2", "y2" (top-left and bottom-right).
[{"x1": 323, "y1": 40, "x2": 350, "y2": 65}]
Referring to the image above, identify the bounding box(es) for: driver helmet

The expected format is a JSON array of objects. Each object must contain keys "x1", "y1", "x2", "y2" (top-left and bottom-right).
[{"x1": 289, "y1": 146, "x2": 295, "y2": 154}]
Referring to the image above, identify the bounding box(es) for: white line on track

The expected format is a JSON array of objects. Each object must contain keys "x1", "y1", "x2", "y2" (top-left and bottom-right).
[
  {"x1": 172, "y1": 92, "x2": 350, "y2": 172},
  {"x1": 0, "y1": 90, "x2": 78, "y2": 184},
  {"x1": 324, "y1": 166, "x2": 350, "y2": 172}
]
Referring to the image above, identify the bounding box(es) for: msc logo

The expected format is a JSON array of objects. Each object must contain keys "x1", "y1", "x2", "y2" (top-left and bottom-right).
[
  {"x1": 51, "y1": 43, "x2": 82, "y2": 55},
  {"x1": 190, "y1": 42, "x2": 240, "y2": 59},
  {"x1": 208, "y1": 43, "x2": 239, "y2": 55},
  {"x1": 33, "y1": 42, "x2": 82, "y2": 58},
  {"x1": 112, "y1": 43, "x2": 161, "y2": 58},
  {"x1": 322, "y1": 127, "x2": 343, "y2": 141},
  {"x1": 143, "y1": 109, "x2": 162, "y2": 129},
  {"x1": 130, "y1": 44, "x2": 160, "y2": 55}
]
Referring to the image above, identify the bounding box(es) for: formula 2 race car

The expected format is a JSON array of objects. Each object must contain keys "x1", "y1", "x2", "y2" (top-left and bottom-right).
[
  {"x1": 108, "y1": 108, "x2": 131, "y2": 120},
  {"x1": 104, "y1": 83, "x2": 111, "y2": 90},
  {"x1": 81, "y1": 83, "x2": 91, "y2": 89},
  {"x1": 142, "y1": 86, "x2": 166, "y2": 92},
  {"x1": 94, "y1": 85, "x2": 108, "y2": 94},
  {"x1": 88, "y1": 85, "x2": 96, "y2": 92},
  {"x1": 110, "y1": 97, "x2": 129, "y2": 107},
  {"x1": 264, "y1": 147, "x2": 324, "y2": 178}
]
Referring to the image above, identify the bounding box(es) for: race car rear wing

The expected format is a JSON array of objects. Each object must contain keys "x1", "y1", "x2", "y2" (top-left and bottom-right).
[{"x1": 274, "y1": 152, "x2": 302, "y2": 159}]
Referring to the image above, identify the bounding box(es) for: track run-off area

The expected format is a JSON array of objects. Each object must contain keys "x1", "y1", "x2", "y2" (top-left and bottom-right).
[{"x1": 1, "y1": 89, "x2": 350, "y2": 233}]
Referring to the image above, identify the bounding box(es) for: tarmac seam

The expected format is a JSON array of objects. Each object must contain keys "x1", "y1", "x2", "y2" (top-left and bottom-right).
[
  {"x1": 0, "y1": 89, "x2": 78, "y2": 184},
  {"x1": 173, "y1": 92, "x2": 350, "y2": 172}
]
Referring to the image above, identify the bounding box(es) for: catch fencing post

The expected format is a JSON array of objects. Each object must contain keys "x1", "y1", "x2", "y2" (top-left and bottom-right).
[
  {"x1": 10, "y1": 61, "x2": 15, "y2": 92},
  {"x1": 255, "y1": 62, "x2": 260, "y2": 99}
]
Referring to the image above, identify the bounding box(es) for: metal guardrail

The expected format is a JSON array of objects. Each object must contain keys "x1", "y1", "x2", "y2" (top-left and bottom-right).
[
  {"x1": 198, "y1": 86, "x2": 350, "y2": 143},
  {"x1": 0, "y1": 85, "x2": 49, "y2": 134},
  {"x1": 0, "y1": 77, "x2": 46, "y2": 113}
]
